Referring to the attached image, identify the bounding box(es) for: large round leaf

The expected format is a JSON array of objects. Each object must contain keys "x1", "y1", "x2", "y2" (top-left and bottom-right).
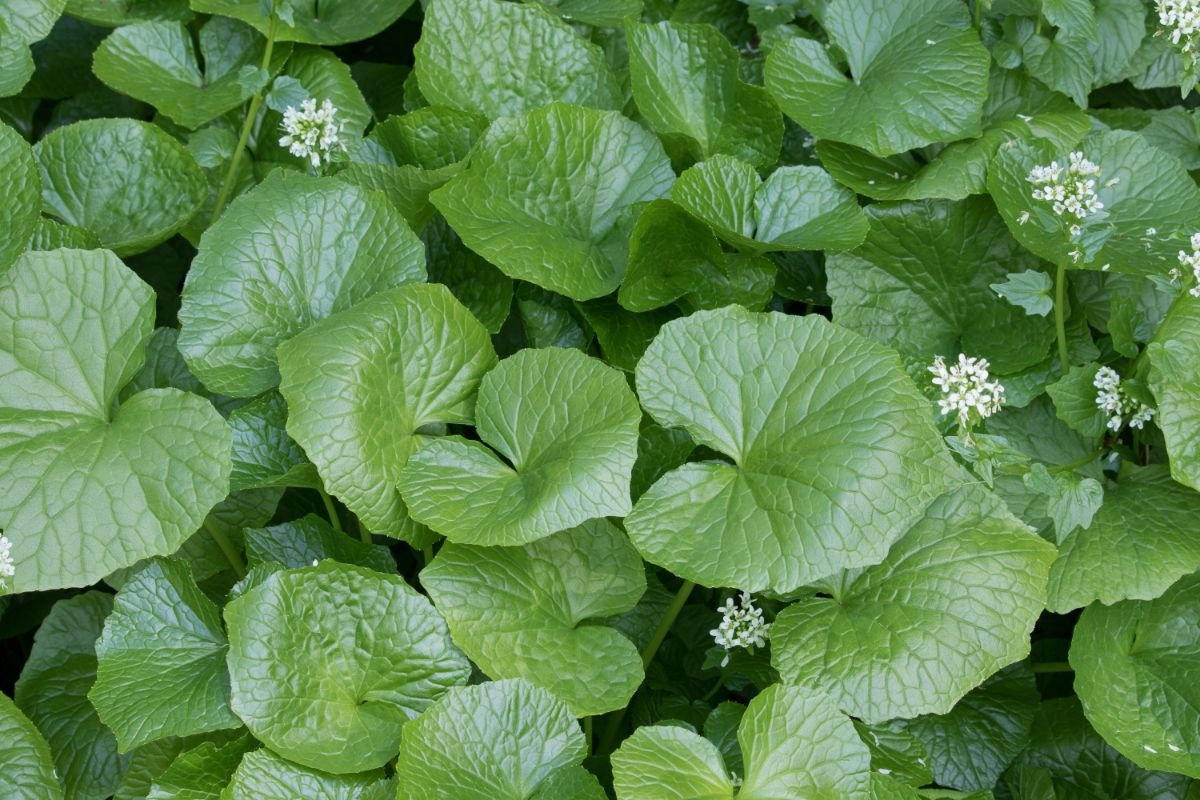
[
  {"x1": 178, "y1": 171, "x2": 425, "y2": 397},
  {"x1": 771, "y1": 485, "x2": 1056, "y2": 722},
  {"x1": 430, "y1": 102, "x2": 674, "y2": 301},
  {"x1": 277, "y1": 284, "x2": 497, "y2": 540},
  {"x1": 395, "y1": 679, "x2": 601, "y2": 800},
  {"x1": 89, "y1": 559, "x2": 240, "y2": 752},
  {"x1": 14, "y1": 593, "x2": 128, "y2": 800},
  {"x1": 190, "y1": 0, "x2": 411, "y2": 44},
  {"x1": 987, "y1": 130, "x2": 1200, "y2": 276},
  {"x1": 0, "y1": 249, "x2": 231, "y2": 592},
  {"x1": 611, "y1": 683, "x2": 870, "y2": 799},
  {"x1": 414, "y1": 0, "x2": 621, "y2": 120},
  {"x1": 670, "y1": 155, "x2": 868, "y2": 255},
  {"x1": 626, "y1": 20, "x2": 781, "y2": 170},
  {"x1": 1148, "y1": 296, "x2": 1200, "y2": 492},
  {"x1": 0, "y1": 122, "x2": 39, "y2": 272},
  {"x1": 224, "y1": 561, "x2": 470, "y2": 774},
  {"x1": 34, "y1": 119, "x2": 206, "y2": 256},
  {"x1": 1046, "y1": 464, "x2": 1200, "y2": 612},
  {"x1": 399, "y1": 347, "x2": 641, "y2": 545},
  {"x1": 421, "y1": 520, "x2": 646, "y2": 717},
  {"x1": 764, "y1": 0, "x2": 989, "y2": 157},
  {"x1": 223, "y1": 749, "x2": 393, "y2": 800},
  {"x1": 0, "y1": 691, "x2": 63, "y2": 800},
  {"x1": 626, "y1": 306, "x2": 960, "y2": 593},
  {"x1": 92, "y1": 18, "x2": 289, "y2": 130},
  {"x1": 1071, "y1": 572, "x2": 1200, "y2": 778},
  {"x1": 826, "y1": 197, "x2": 1055, "y2": 374}
]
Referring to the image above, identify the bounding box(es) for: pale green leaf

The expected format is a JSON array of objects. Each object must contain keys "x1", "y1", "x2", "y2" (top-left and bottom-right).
[
  {"x1": 0, "y1": 122, "x2": 40, "y2": 272},
  {"x1": 1148, "y1": 296, "x2": 1200, "y2": 492},
  {"x1": 189, "y1": 0, "x2": 411, "y2": 44},
  {"x1": 0, "y1": 691, "x2": 63, "y2": 800},
  {"x1": 222, "y1": 748, "x2": 394, "y2": 800}
]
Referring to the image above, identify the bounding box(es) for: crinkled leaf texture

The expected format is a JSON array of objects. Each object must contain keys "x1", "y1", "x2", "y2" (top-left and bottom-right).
[
  {"x1": 0, "y1": 249, "x2": 231, "y2": 592},
  {"x1": 224, "y1": 561, "x2": 471, "y2": 774},
  {"x1": 178, "y1": 171, "x2": 426, "y2": 397},
  {"x1": 223, "y1": 748, "x2": 394, "y2": 800},
  {"x1": 0, "y1": 121, "x2": 40, "y2": 272},
  {"x1": 395, "y1": 678, "x2": 602, "y2": 800},
  {"x1": 244, "y1": 514, "x2": 396, "y2": 573},
  {"x1": 89, "y1": 558, "x2": 240, "y2": 752},
  {"x1": 764, "y1": 0, "x2": 990, "y2": 157},
  {"x1": 422, "y1": 520, "x2": 646, "y2": 716},
  {"x1": 431, "y1": 102, "x2": 674, "y2": 301},
  {"x1": 399, "y1": 346, "x2": 641, "y2": 545},
  {"x1": 627, "y1": 306, "x2": 960, "y2": 593},
  {"x1": 190, "y1": 0, "x2": 412, "y2": 44},
  {"x1": 1070, "y1": 572, "x2": 1200, "y2": 778},
  {"x1": 277, "y1": 283, "x2": 497, "y2": 540},
  {"x1": 611, "y1": 683, "x2": 871, "y2": 799},
  {"x1": 34, "y1": 119, "x2": 206, "y2": 256},
  {"x1": 0, "y1": 691, "x2": 63, "y2": 800},
  {"x1": 771, "y1": 484, "x2": 1056, "y2": 722},
  {"x1": 1148, "y1": 296, "x2": 1200, "y2": 492},
  {"x1": 226, "y1": 391, "x2": 320, "y2": 491}
]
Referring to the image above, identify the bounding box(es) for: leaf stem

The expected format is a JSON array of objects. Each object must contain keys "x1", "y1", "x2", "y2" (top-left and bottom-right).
[
  {"x1": 317, "y1": 485, "x2": 342, "y2": 533},
  {"x1": 209, "y1": 10, "x2": 279, "y2": 226},
  {"x1": 1032, "y1": 661, "x2": 1073, "y2": 674},
  {"x1": 973, "y1": 0, "x2": 982, "y2": 28},
  {"x1": 203, "y1": 517, "x2": 246, "y2": 578},
  {"x1": 354, "y1": 516, "x2": 371, "y2": 545},
  {"x1": 583, "y1": 716, "x2": 593, "y2": 754},
  {"x1": 422, "y1": 544, "x2": 435, "y2": 566},
  {"x1": 1054, "y1": 256, "x2": 1070, "y2": 374}
]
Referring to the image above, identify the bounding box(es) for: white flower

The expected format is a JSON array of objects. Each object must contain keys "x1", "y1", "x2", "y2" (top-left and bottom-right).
[
  {"x1": 928, "y1": 353, "x2": 1007, "y2": 428},
  {"x1": 1094, "y1": 366, "x2": 1156, "y2": 431},
  {"x1": 1178, "y1": 231, "x2": 1200, "y2": 297},
  {"x1": 710, "y1": 592, "x2": 770, "y2": 667},
  {"x1": 1146, "y1": 227, "x2": 1158, "y2": 236},
  {"x1": 278, "y1": 98, "x2": 344, "y2": 168},
  {"x1": 0, "y1": 534, "x2": 13, "y2": 591},
  {"x1": 1027, "y1": 151, "x2": 1104, "y2": 222},
  {"x1": 1158, "y1": 0, "x2": 1200, "y2": 61},
  {"x1": 1018, "y1": 211, "x2": 1030, "y2": 225}
]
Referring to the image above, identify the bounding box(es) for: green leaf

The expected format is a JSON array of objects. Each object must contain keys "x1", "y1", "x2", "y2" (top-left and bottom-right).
[
  {"x1": 399, "y1": 347, "x2": 641, "y2": 545},
  {"x1": 227, "y1": 392, "x2": 319, "y2": 491},
  {"x1": 431, "y1": 102, "x2": 674, "y2": 301},
  {"x1": 178, "y1": 171, "x2": 425, "y2": 397},
  {"x1": 413, "y1": 0, "x2": 621, "y2": 119},
  {"x1": 764, "y1": 0, "x2": 989, "y2": 157},
  {"x1": 34, "y1": 119, "x2": 206, "y2": 255},
  {"x1": 670, "y1": 155, "x2": 869, "y2": 255},
  {"x1": 575, "y1": 298, "x2": 676, "y2": 374},
  {"x1": 0, "y1": 691, "x2": 63, "y2": 800},
  {"x1": 626, "y1": 20, "x2": 782, "y2": 170},
  {"x1": 15, "y1": 593, "x2": 130, "y2": 800},
  {"x1": 222, "y1": 748, "x2": 394, "y2": 800},
  {"x1": 1046, "y1": 465, "x2": 1200, "y2": 612},
  {"x1": 627, "y1": 306, "x2": 960, "y2": 593},
  {"x1": 0, "y1": 0, "x2": 64, "y2": 97},
  {"x1": 92, "y1": 19, "x2": 288, "y2": 129},
  {"x1": 66, "y1": 0, "x2": 190, "y2": 25},
  {"x1": 620, "y1": 200, "x2": 776, "y2": 314},
  {"x1": 395, "y1": 679, "x2": 596, "y2": 800},
  {"x1": 516, "y1": 284, "x2": 592, "y2": 350},
  {"x1": 771, "y1": 484, "x2": 1056, "y2": 722},
  {"x1": 853, "y1": 721, "x2": 933, "y2": 787},
  {"x1": 889, "y1": 663, "x2": 1039, "y2": 791},
  {"x1": 1091, "y1": 0, "x2": 1147, "y2": 87},
  {"x1": 988, "y1": 130, "x2": 1200, "y2": 276},
  {"x1": 424, "y1": 216, "x2": 514, "y2": 334},
  {"x1": 826, "y1": 197, "x2": 1055, "y2": 374},
  {"x1": 1022, "y1": 462, "x2": 1103, "y2": 544},
  {"x1": 1045, "y1": 361, "x2": 1109, "y2": 439},
  {"x1": 277, "y1": 283, "x2": 497, "y2": 541},
  {"x1": 0, "y1": 122, "x2": 40, "y2": 272},
  {"x1": 1012, "y1": 697, "x2": 1192, "y2": 800},
  {"x1": 29, "y1": 218, "x2": 101, "y2": 251},
  {"x1": 612, "y1": 683, "x2": 871, "y2": 799},
  {"x1": 1148, "y1": 297, "x2": 1200, "y2": 492},
  {"x1": 90, "y1": 559, "x2": 240, "y2": 751},
  {"x1": 244, "y1": 514, "x2": 396, "y2": 573},
  {"x1": 1071, "y1": 572, "x2": 1200, "y2": 778},
  {"x1": 146, "y1": 735, "x2": 254, "y2": 800},
  {"x1": 422, "y1": 520, "x2": 646, "y2": 716},
  {"x1": 992, "y1": 270, "x2": 1054, "y2": 317},
  {"x1": 0, "y1": 249, "x2": 232, "y2": 592},
  {"x1": 189, "y1": 0, "x2": 412, "y2": 44},
  {"x1": 224, "y1": 562, "x2": 470, "y2": 773}
]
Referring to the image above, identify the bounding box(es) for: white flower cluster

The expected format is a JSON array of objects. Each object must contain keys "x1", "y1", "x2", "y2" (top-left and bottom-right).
[
  {"x1": 1094, "y1": 366, "x2": 1156, "y2": 432},
  {"x1": 1027, "y1": 152, "x2": 1104, "y2": 221},
  {"x1": 1158, "y1": 0, "x2": 1200, "y2": 61},
  {"x1": 710, "y1": 592, "x2": 769, "y2": 667},
  {"x1": 0, "y1": 534, "x2": 13, "y2": 592},
  {"x1": 278, "y1": 98, "x2": 344, "y2": 168},
  {"x1": 928, "y1": 354, "x2": 1006, "y2": 428},
  {"x1": 1178, "y1": 232, "x2": 1200, "y2": 297}
]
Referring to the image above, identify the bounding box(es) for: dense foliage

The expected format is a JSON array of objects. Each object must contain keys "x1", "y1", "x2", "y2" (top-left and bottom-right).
[{"x1": 2, "y1": 0, "x2": 1200, "y2": 797}]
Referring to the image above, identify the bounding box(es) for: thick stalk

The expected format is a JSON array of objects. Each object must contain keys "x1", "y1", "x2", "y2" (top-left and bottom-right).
[
  {"x1": 209, "y1": 12, "x2": 278, "y2": 225},
  {"x1": 1054, "y1": 256, "x2": 1070, "y2": 373},
  {"x1": 974, "y1": 0, "x2": 983, "y2": 27},
  {"x1": 583, "y1": 716, "x2": 593, "y2": 754},
  {"x1": 203, "y1": 518, "x2": 246, "y2": 578},
  {"x1": 422, "y1": 545, "x2": 435, "y2": 566},
  {"x1": 317, "y1": 485, "x2": 342, "y2": 533},
  {"x1": 1032, "y1": 661, "x2": 1073, "y2": 674},
  {"x1": 354, "y1": 516, "x2": 371, "y2": 545}
]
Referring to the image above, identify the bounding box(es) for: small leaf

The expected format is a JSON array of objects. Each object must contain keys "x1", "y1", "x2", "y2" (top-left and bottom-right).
[
  {"x1": 992, "y1": 270, "x2": 1054, "y2": 317},
  {"x1": 1045, "y1": 362, "x2": 1109, "y2": 439}
]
